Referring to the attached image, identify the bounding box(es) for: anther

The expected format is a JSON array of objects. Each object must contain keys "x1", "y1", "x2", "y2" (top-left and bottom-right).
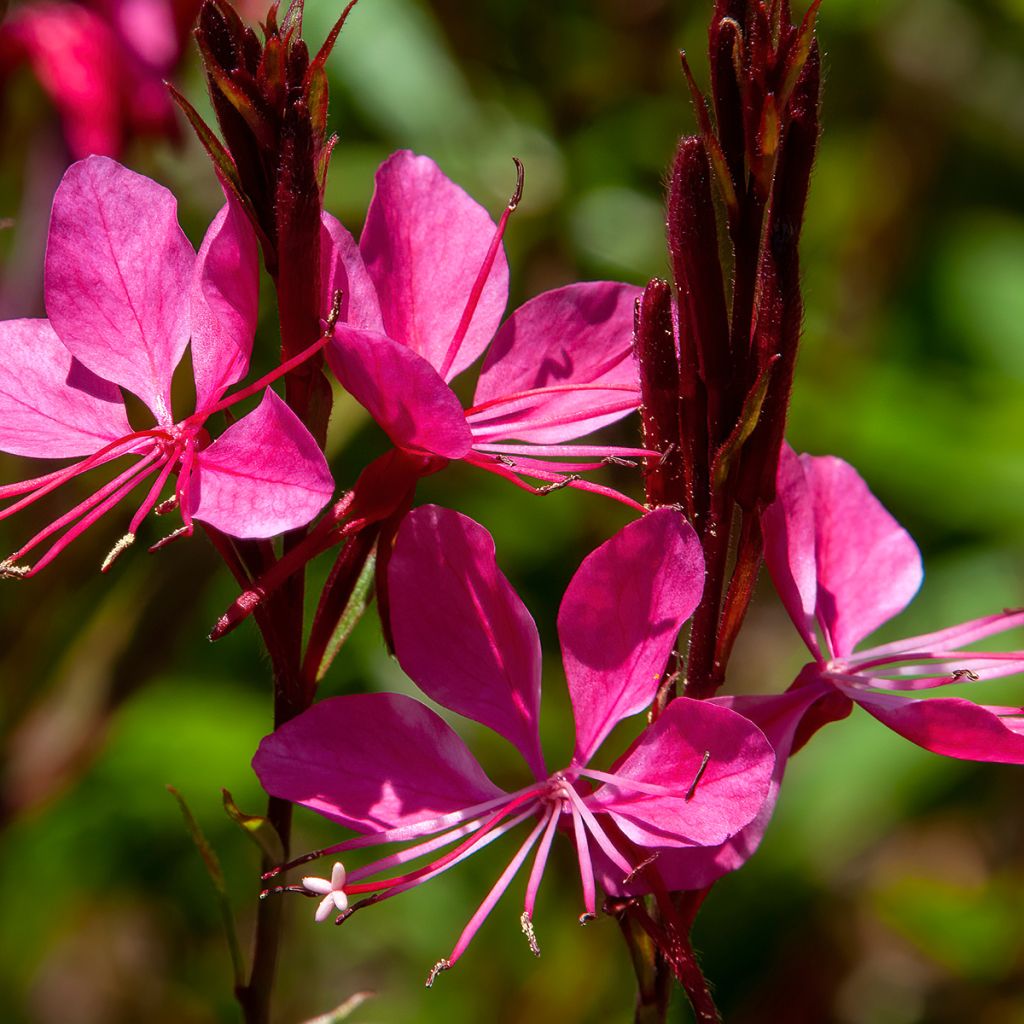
[
  {"x1": 100, "y1": 532, "x2": 135, "y2": 572},
  {"x1": 658, "y1": 443, "x2": 677, "y2": 467},
  {"x1": 149, "y1": 526, "x2": 190, "y2": 552},
  {"x1": 950, "y1": 669, "x2": 980, "y2": 682},
  {"x1": 425, "y1": 958, "x2": 451, "y2": 988},
  {"x1": 578, "y1": 912, "x2": 597, "y2": 926},
  {"x1": 508, "y1": 157, "x2": 525, "y2": 211},
  {"x1": 324, "y1": 288, "x2": 344, "y2": 335},
  {"x1": 496, "y1": 455, "x2": 517, "y2": 468},
  {"x1": 686, "y1": 750, "x2": 711, "y2": 801},
  {"x1": 536, "y1": 474, "x2": 582, "y2": 496},
  {"x1": 602, "y1": 455, "x2": 639, "y2": 467},
  {"x1": 520, "y1": 911, "x2": 541, "y2": 957},
  {"x1": 154, "y1": 495, "x2": 179, "y2": 516},
  {"x1": 622, "y1": 852, "x2": 660, "y2": 886},
  {"x1": 0, "y1": 559, "x2": 29, "y2": 579}
]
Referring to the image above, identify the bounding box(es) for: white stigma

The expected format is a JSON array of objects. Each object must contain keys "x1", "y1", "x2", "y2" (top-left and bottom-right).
[{"x1": 302, "y1": 861, "x2": 349, "y2": 923}]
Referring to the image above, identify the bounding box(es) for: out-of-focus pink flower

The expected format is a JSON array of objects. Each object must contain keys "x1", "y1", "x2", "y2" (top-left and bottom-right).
[
  {"x1": 254, "y1": 507, "x2": 774, "y2": 980},
  {"x1": 0, "y1": 0, "x2": 202, "y2": 157},
  {"x1": 0, "y1": 156, "x2": 334, "y2": 575},
  {"x1": 321, "y1": 150, "x2": 647, "y2": 507}
]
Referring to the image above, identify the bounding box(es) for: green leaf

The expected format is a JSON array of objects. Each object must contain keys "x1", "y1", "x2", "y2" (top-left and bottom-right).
[
  {"x1": 316, "y1": 550, "x2": 376, "y2": 683},
  {"x1": 167, "y1": 786, "x2": 245, "y2": 987},
  {"x1": 222, "y1": 788, "x2": 286, "y2": 865}
]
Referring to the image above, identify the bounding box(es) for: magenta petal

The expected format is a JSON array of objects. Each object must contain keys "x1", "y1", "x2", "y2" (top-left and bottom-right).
[
  {"x1": 0, "y1": 318, "x2": 130, "y2": 457},
  {"x1": 327, "y1": 324, "x2": 473, "y2": 458},
  {"x1": 45, "y1": 156, "x2": 194, "y2": 423},
  {"x1": 851, "y1": 689, "x2": 1024, "y2": 764},
  {"x1": 191, "y1": 198, "x2": 260, "y2": 411},
  {"x1": 321, "y1": 213, "x2": 384, "y2": 333},
  {"x1": 470, "y1": 282, "x2": 643, "y2": 444},
  {"x1": 253, "y1": 693, "x2": 505, "y2": 832},
  {"x1": 589, "y1": 697, "x2": 774, "y2": 847},
  {"x1": 600, "y1": 683, "x2": 838, "y2": 894},
  {"x1": 762, "y1": 444, "x2": 821, "y2": 658},
  {"x1": 190, "y1": 390, "x2": 333, "y2": 538},
  {"x1": 804, "y1": 452, "x2": 923, "y2": 658},
  {"x1": 359, "y1": 150, "x2": 509, "y2": 380},
  {"x1": 560, "y1": 509, "x2": 705, "y2": 763},
  {"x1": 389, "y1": 506, "x2": 546, "y2": 779}
]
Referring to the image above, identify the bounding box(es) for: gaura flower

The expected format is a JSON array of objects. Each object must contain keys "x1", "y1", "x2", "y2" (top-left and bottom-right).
[
  {"x1": 319, "y1": 150, "x2": 647, "y2": 505},
  {"x1": 254, "y1": 505, "x2": 775, "y2": 982},
  {"x1": 601, "y1": 444, "x2": 1024, "y2": 894},
  {"x1": 759, "y1": 444, "x2": 1024, "y2": 762},
  {"x1": 0, "y1": 156, "x2": 334, "y2": 576},
  {"x1": 0, "y1": 0, "x2": 200, "y2": 158}
]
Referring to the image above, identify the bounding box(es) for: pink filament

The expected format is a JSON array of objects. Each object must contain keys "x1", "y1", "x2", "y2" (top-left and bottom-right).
[{"x1": 523, "y1": 805, "x2": 561, "y2": 919}]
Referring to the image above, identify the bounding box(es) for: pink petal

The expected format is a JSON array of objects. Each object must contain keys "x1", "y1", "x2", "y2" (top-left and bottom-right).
[
  {"x1": 600, "y1": 682, "x2": 842, "y2": 894},
  {"x1": 190, "y1": 198, "x2": 260, "y2": 411},
  {"x1": 326, "y1": 324, "x2": 473, "y2": 459},
  {"x1": 805, "y1": 452, "x2": 922, "y2": 658},
  {"x1": 560, "y1": 509, "x2": 705, "y2": 764},
  {"x1": 389, "y1": 506, "x2": 546, "y2": 779},
  {"x1": 321, "y1": 213, "x2": 384, "y2": 333},
  {"x1": 252, "y1": 692, "x2": 505, "y2": 832},
  {"x1": 0, "y1": 5, "x2": 123, "y2": 158},
  {"x1": 0, "y1": 318, "x2": 130, "y2": 457},
  {"x1": 762, "y1": 444, "x2": 821, "y2": 658},
  {"x1": 190, "y1": 390, "x2": 333, "y2": 538},
  {"x1": 45, "y1": 156, "x2": 195, "y2": 423},
  {"x1": 470, "y1": 282, "x2": 643, "y2": 444},
  {"x1": 588, "y1": 697, "x2": 774, "y2": 847},
  {"x1": 850, "y1": 688, "x2": 1024, "y2": 764},
  {"x1": 359, "y1": 150, "x2": 509, "y2": 381}
]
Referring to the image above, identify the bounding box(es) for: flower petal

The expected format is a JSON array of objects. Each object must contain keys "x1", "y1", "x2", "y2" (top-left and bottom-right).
[
  {"x1": 389, "y1": 506, "x2": 546, "y2": 779},
  {"x1": 321, "y1": 212, "x2": 384, "y2": 333},
  {"x1": 190, "y1": 198, "x2": 260, "y2": 411},
  {"x1": 589, "y1": 697, "x2": 774, "y2": 847},
  {"x1": 470, "y1": 282, "x2": 643, "y2": 444},
  {"x1": 359, "y1": 150, "x2": 509, "y2": 380},
  {"x1": 807, "y1": 451, "x2": 922, "y2": 658},
  {"x1": 327, "y1": 324, "x2": 473, "y2": 459},
  {"x1": 0, "y1": 318, "x2": 130, "y2": 457},
  {"x1": 560, "y1": 508, "x2": 705, "y2": 764},
  {"x1": 45, "y1": 156, "x2": 194, "y2": 423},
  {"x1": 762, "y1": 444, "x2": 821, "y2": 658},
  {"x1": 190, "y1": 390, "x2": 333, "y2": 538},
  {"x1": 598, "y1": 682, "x2": 843, "y2": 894},
  {"x1": 850, "y1": 688, "x2": 1024, "y2": 764},
  {"x1": 252, "y1": 692, "x2": 505, "y2": 832}
]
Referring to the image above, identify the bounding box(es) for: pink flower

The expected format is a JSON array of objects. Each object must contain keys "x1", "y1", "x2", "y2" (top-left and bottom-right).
[
  {"x1": 319, "y1": 150, "x2": 647, "y2": 505},
  {"x1": 0, "y1": 0, "x2": 199, "y2": 158},
  {"x1": 254, "y1": 506, "x2": 774, "y2": 980},
  {"x1": 759, "y1": 444, "x2": 1024, "y2": 762},
  {"x1": 0, "y1": 156, "x2": 334, "y2": 576},
  {"x1": 604, "y1": 445, "x2": 1024, "y2": 894}
]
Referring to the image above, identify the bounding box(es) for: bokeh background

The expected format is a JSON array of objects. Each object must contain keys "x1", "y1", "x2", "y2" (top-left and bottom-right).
[{"x1": 1, "y1": 0, "x2": 1024, "y2": 1021}]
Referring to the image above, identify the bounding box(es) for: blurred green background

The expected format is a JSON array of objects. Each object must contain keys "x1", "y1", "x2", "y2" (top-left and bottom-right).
[{"x1": 2, "y1": 0, "x2": 1024, "y2": 1021}]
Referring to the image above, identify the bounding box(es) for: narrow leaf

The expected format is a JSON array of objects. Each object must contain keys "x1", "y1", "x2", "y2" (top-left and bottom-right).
[
  {"x1": 167, "y1": 786, "x2": 245, "y2": 987},
  {"x1": 222, "y1": 788, "x2": 286, "y2": 864},
  {"x1": 316, "y1": 550, "x2": 376, "y2": 683}
]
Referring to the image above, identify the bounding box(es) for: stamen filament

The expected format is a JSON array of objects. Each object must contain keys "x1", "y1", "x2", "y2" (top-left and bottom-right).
[
  {"x1": 464, "y1": 382, "x2": 639, "y2": 419},
  {"x1": 580, "y1": 767, "x2": 683, "y2": 799},
  {"x1": 128, "y1": 447, "x2": 181, "y2": 536},
  {"x1": 562, "y1": 785, "x2": 633, "y2": 877},
  {"x1": 27, "y1": 457, "x2": 163, "y2": 574},
  {"x1": 524, "y1": 805, "x2": 561, "y2": 919},
  {"x1": 437, "y1": 158, "x2": 524, "y2": 382},
  {"x1": 468, "y1": 396, "x2": 641, "y2": 443},
  {"x1": 9, "y1": 451, "x2": 161, "y2": 562},
  {"x1": 569, "y1": 804, "x2": 596, "y2": 918},
  {"x1": 443, "y1": 809, "x2": 550, "y2": 970}
]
